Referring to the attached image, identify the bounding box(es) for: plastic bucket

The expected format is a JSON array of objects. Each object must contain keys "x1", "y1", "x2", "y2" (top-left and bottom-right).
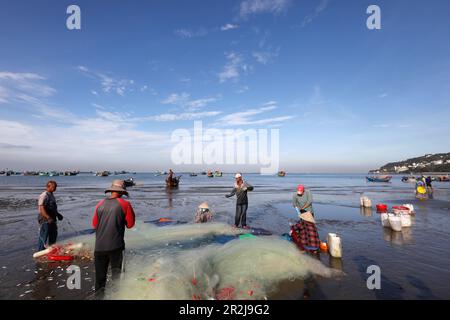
[
  {"x1": 380, "y1": 213, "x2": 390, "y2": 227},
  {"x1": 393, "y1": 206, "x2": 411, "y2": 215},
  {"x1": 376, "y1": 204, "x2": 388, "y2": 213},
  {"x1": 327, "y1": 233, "x2": 342, "y2": 258},
  {"x1": 363, "y1": 198, "x2": 372, "y2": 208},
  {"x1": 388, "y1": 215, "x2": 402, "y2": 232},
  {"x1": 400, "y1": 214, "x2": 412, "y2": 227},
  {"x1": 402, "y1": 204, "x2": 414, "y2": 213}
]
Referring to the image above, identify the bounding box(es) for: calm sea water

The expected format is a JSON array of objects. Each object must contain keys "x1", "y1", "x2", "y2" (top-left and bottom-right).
[{"x1": 0, "y1": 173, "x2": 449, "y2": 299}]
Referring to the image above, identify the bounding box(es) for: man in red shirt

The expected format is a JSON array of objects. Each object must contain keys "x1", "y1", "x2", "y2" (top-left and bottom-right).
[{"x1": 92, "y1": 180, "x2": 135, "y2": 295}]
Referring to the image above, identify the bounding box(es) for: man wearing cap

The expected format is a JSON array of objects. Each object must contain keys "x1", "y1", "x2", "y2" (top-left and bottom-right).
[
  {"x1": 225, "y1": 173, "x2": 254, "y2": 228},
  {"x1": 92, "y1": 180, "x2": 136, "y2": 294},
  {"x1": 293, "y1": 185, "x2": 314, "y2": 217}
]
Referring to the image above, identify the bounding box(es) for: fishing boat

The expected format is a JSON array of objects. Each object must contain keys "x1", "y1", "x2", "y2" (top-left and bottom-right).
[
  {"x1": 366, "y1": 175, "x2": 392, "y2": 183},
  {"x1": 95, "y1": 171, "x2": 110, "y2": 177},
  {"x1": 278, "y1": 171, "x2": 286, "y2": 177},
  {"x1": 201, "y1": 171, "x2": 207, "y2": 175},
  {"x1": 190, "y1": 173, "x2": 198, "y2": 177},
  {"x1": 207, "y1": 171, "x2": 214, "y2": 178},
  {"x1": 49, "y1": 171, "x2": 60, "y2": 177},
  {"x1": 154, "y1": 171, "x2": 167, "y2": 176},
  {"x1": 39, "y1": 172, "x2": 49, "y2": 176},
  {"x1": 214, "y1": 171, "x2": 223, "y2": 177},
  {"x1": 166, "y1": 176, "x2": 181, "y2": 188},
  {"x1": 401, "y1": 176, "x2": 416, "y2": 183},
  {"x1": 124, "y1": 178, "x2": 135, "y2": 187},
  {"x1": 63, "y1": 171, "x2": 79, "y2": 176}
]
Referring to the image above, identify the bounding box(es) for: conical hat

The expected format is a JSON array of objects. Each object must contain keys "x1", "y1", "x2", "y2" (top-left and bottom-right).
[
  {"x1": 199, "y1": 202, "x2": 209, "y2": 209},
  {"x1": 300, "y1": 211, "x2": 316, "y2": 224}
]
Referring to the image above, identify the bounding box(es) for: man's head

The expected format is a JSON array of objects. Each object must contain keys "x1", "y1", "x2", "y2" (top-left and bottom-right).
[
  {"x1": 235, "y1": 173, "x2": 242, "y2": 181},
  {"x1": 46, "y1": 181, "x2": 57, "y2": 193},
  {"x1": 297, "y1": 185, "x2": 305, "y2": 196},
  {"x1": 105, "y1": 180, "x2": 129, "y2": 197}
]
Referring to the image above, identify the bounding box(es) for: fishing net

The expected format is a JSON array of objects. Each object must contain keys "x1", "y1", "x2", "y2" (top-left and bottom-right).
[{"x1": 65, "y1": 222, "x2": 342, "y2": 299}]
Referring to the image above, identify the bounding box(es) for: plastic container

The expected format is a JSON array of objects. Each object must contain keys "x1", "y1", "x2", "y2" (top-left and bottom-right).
[
  {"x1": 376, "y1": 204, "x2": 388, "y2": 213},
  {"x1": 392, "y1": 206, "x2": 410, "y2": 215},
  {"x1": 388, "y1": 215, "x2": 402, "y2": 232},
  {"x1": 319, "y1": 242, "x2": 328, "y2": 252},
  {"x1": 363, "y1": 197, "x2": 372, "y2": 208},
  {"x1": 380, "y1": 213, "x2": 390, "y2": 227},
  {"x1": 402, "y1": 204, "x2": 414, "y2": 214},
  {"x1": 327, "y1": 233, "x2": 342, "y2": 258},
  {"x1": 400, "y1": 214, "x2": 412, "y2": 227}
]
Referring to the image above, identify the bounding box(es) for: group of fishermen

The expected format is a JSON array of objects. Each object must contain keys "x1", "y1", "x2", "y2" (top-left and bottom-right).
[{"x1": 37, "y1": 173, "x2": 317, "y2": 296}]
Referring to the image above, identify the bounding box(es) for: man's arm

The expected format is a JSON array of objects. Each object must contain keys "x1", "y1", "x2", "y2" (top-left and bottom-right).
[
  {"x1": 225, "y1": 188, "x2": 237, "y2": 198},
  {"x1": 244, "y1": 182, "x2": 254, "y2": 191},
  {"x1": 39, "y1": 205, "x2": 53, "y2": 222},
  {"x1": 301, "y1": 192, "x2": 312, "y2": 210}
]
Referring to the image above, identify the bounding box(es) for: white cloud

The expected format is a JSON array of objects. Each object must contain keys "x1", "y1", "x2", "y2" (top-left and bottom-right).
[
  {"x1": 221, "y1": 23, "x2": 239, "y2": 31},
  {"x1": 302, "y1": 0, "x2": 329, "y2": 27},
  {"x1": 161, "y1": 93, "x2": 218, "y2": 111},
  {"x1": 144, "y1": 111, "x2": 222, "y2": 122},
  {"x1": 239, "y1": 0, "x2": 291, "y2": 18},
  {"x1": 379, "y1": 93, "x2": 388, "y2": 98},
  {"x1": 215, "y1": 101, "x2": 294, "y2": 126},
  {"x1": 252, "y1": 47, "x2": 280, "y2": 64},
  {"x1": 218, "y1": 52, "x2": 249, "y2": 83},
  {"x1": 236, "y1": 85, "x2": 250, "y2": 94},
  {"x1": 77, "y1": 66, "x2": 135, "y2": 96},
  {"x1": 174, "y1": 28, "x2": 208, "y2": 38}
]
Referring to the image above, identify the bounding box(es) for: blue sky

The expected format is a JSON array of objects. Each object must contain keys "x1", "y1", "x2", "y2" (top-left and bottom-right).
[{"x1": 0, "y1": 0, "x2": 449, "y2": 172}]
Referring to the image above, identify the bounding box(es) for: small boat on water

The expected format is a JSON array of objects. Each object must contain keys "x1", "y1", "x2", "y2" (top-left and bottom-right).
[
  {"x1": 155, "y1": 171, "x2": 167, "y2": 176},
  {"x1": 190, "y1": 173, "x2": 198, "y2": 177},
  {"x1": 124, "y1": 178, "x2": 135, "y2": 187},
  {"x1": 96, "y1": 171, "x2": 110, "y2": 177},
  {"x1": 166, "y1": 176, "x2": 181, "y2": 188},
  {"x1": 214, "y1": 171, "x2": 223, "y2": 177},
  {"x1": 49, "y1": 171, "x2": 60, "y2": 177},
  {"x1": 436, "y1": 175, "x2": 450, "y2": 182},
  {"x1": 401, "y1": 176, "x2": 416, "y2": 183},
  {"x1": 207, "y1": 171, "x2": 214, "y2": 178},
  {"x1": 366, "y1": 175, "x2": 392, "y2": 183},
  {"x1": 201, "y1": 171, "x2": 207, "y2": 175},
  {"x1": 278, "y1": 171, "x2": 286, "y2": 177},
  {"x1": 63, "y1": 171, "x2": 79, "y2": 176}
]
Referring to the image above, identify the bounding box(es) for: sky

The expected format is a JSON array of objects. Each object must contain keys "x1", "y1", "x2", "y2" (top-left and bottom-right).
[{"x1": 0, "y1": 0, "x2": 449, "y2": 173}]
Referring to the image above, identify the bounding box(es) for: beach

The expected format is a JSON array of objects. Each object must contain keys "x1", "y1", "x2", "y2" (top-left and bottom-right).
[{"x1": 0, "y1": 173, "x2": 449, "y2": 300}]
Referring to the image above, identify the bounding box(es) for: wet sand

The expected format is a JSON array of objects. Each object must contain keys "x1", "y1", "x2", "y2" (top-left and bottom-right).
[{"x1": 0, "y1": 174, "x2": 449, "y2": 300}]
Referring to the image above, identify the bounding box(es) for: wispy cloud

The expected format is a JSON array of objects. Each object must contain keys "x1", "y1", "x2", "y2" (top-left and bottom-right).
[
  {"x1": 161, "y1": 92, "x2": 219, "y2": 111},
  {"x1": 239, "y1": 0, "x2": 291, "y2": 18},
  {"x1": 218, "y1": 52, "x2": 250, "y2": 83},
  {"x1": 379, "y1": 93, "x2": 388, "y2": 98},
  {"x1": 215, "y1": 101, "x2": 294, "y2": 126},
  {"x1": 302, "y1": 0, "x2": 329, "y2": 27},
  {"x1": 252, "y1": 47, "x2": 280, "y2": 65},
  {"x1": 144, "y1": 111, "x2": 222, "y2": 122},
  {"x1": 174, "y1": 28, "x2": 209, "y2": 38},
  {"x1": 77, "y1": 66, "x2": 135, "y2": 96},
  {"x1": 221, "y1": 23, "x2": 239, "y2": 31}
]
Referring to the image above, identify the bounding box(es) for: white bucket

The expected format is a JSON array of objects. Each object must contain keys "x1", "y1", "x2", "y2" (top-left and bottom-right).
[
  {"x1": 388, "y1": 215, "x2": 402, "y2": 232},
  {"x1": 327, "y1": 233, "x2": 342, "y2": 258},
  {"x1": 380, "y1": 213, "x2": 390, "y2": 227},
  {"x1": 400, "y1": 214, "x2": 412, "y2": 227},
  {"x1": 363, "y1": 197, "x2": 372, "y2": 208},
  {"x1": 402, "y1": 204, "x2": 414, "y2": 213}
]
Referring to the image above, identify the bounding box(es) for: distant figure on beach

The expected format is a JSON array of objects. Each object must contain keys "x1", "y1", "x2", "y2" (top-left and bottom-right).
[
  {"x1": 426, "y1": 176, "x2": 433, "y2": 193},
  {"x1": 225, "y1": 173, "x2": 254, "y2": 228},
  {"x1": 92, "y1": 180, "x2": 135, "y2": 295},
  {"x1": 194, "y1": 202, "x2": 213, "y2": 223},
  {"x1": 37, "y1": 181, "x2": 63, "y2": 251},
  {"x1": 166, "y1": 169, "x2": 174, "y2": 185},
  {"x1": 293, "y1": 185, "x2": 315, "y2": 217}
]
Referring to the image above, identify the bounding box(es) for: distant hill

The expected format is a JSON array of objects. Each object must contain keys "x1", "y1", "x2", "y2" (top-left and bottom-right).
[{"x1": 370, "y1": 153, "x2": 450, "y2": 173}]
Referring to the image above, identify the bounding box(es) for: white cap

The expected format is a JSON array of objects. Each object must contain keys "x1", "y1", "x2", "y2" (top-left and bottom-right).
[{"x1": 235, "y1": 173, "x2": 242, "y2": 179}]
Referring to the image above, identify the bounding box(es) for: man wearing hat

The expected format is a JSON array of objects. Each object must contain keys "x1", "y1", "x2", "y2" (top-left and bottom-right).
[
  {"x1": 92, "y1": 180, "x2": 136, "y2": 294},
  {"x1": 194, "y1": 202, "x2": 213, "y2": 223},
  {"x1": 293, "y1": 185, "x2": 315, "y2": 217},
  {"x1": 225, "y1": 173, "x2": 254, "y2": 228}
]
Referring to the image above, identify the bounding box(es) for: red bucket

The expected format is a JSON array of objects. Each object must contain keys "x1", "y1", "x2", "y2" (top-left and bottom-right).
[{"x1": 376, "y1": 204, "x2": 388, "y2": 213}]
